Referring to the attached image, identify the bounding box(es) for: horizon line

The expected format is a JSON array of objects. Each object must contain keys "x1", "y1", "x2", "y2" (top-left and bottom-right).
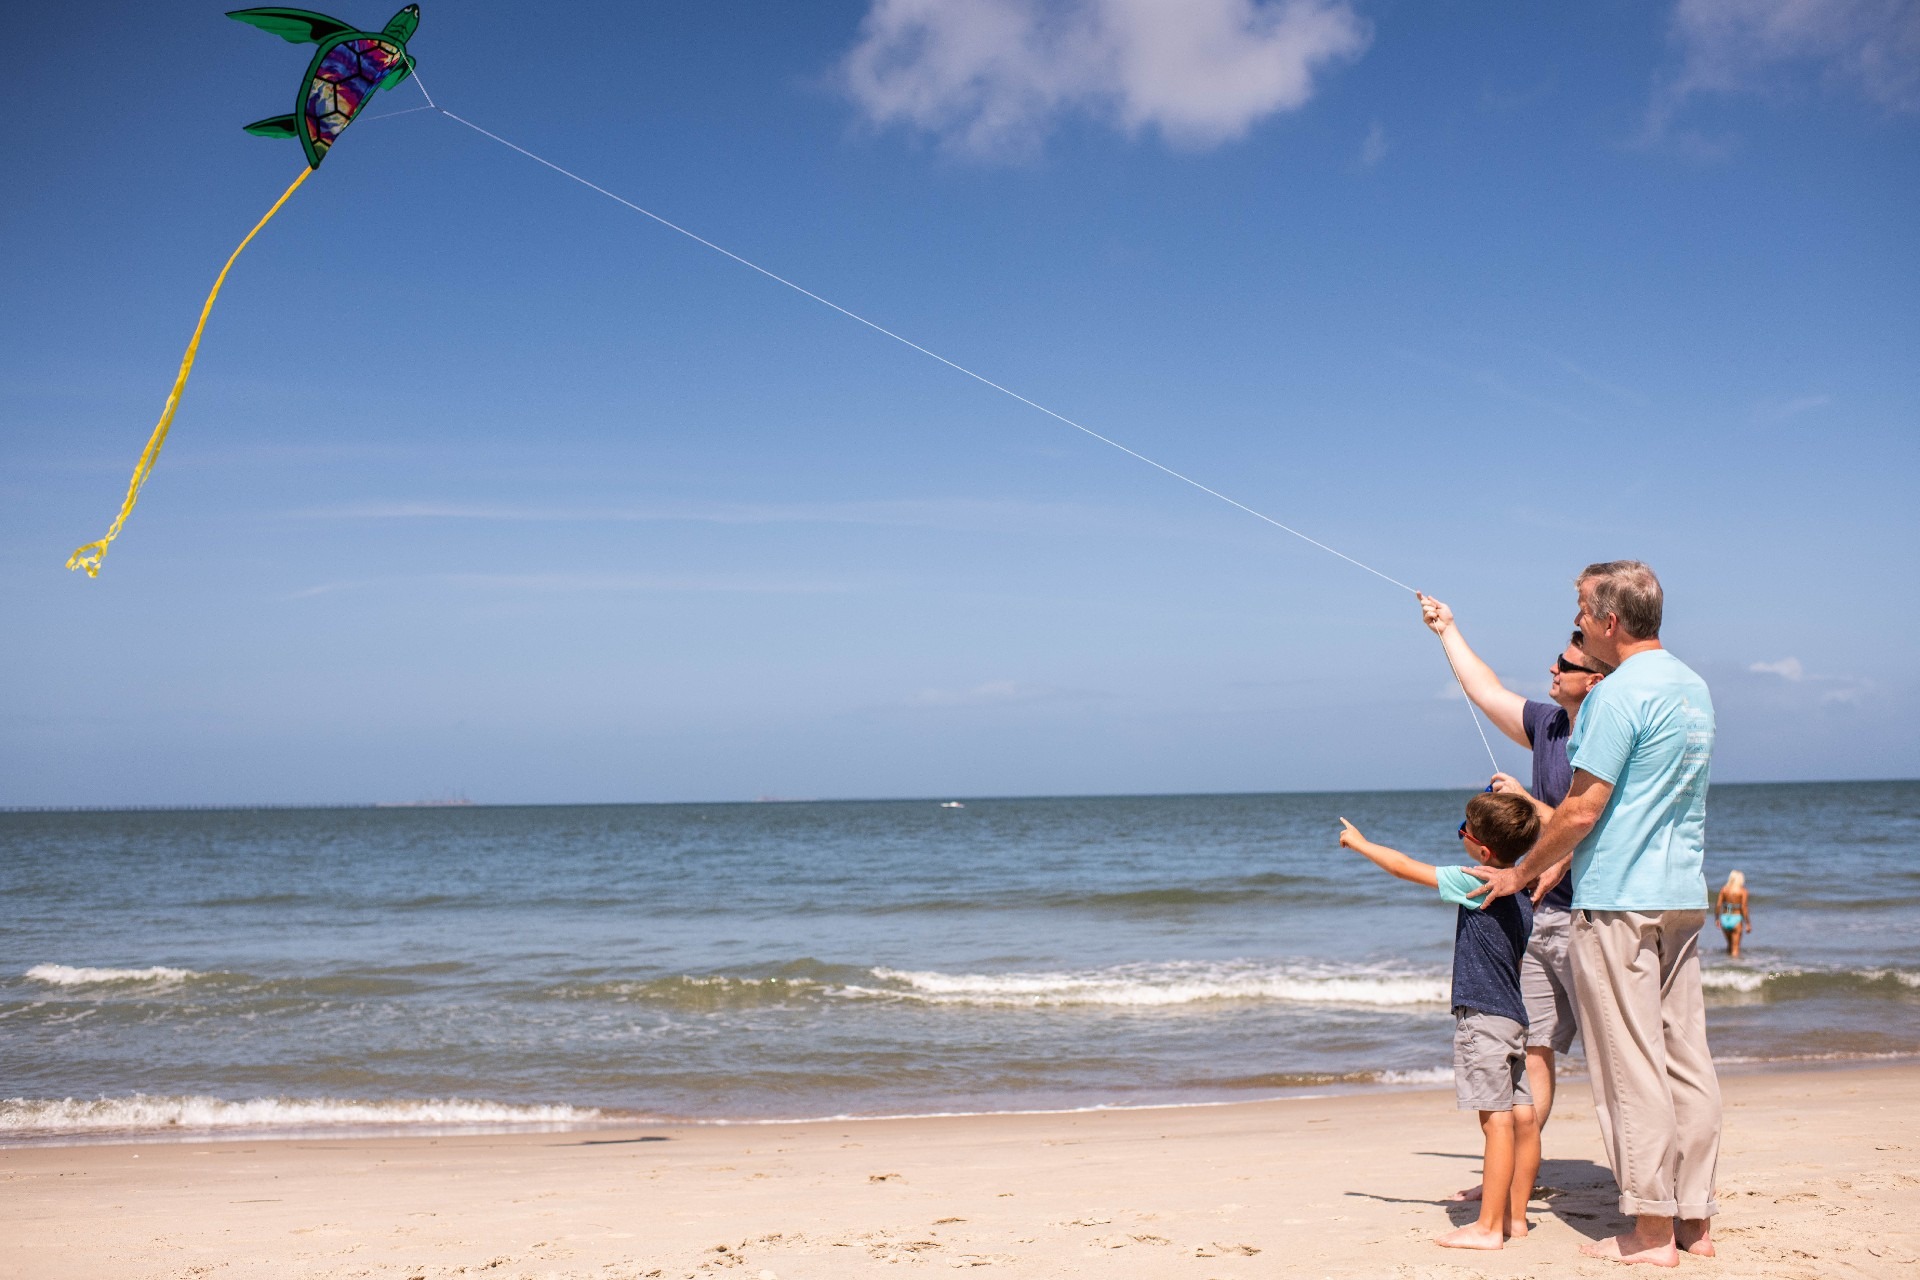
[{"x1": 3, "y1": 776, "x2": 1912, "y2": 815}]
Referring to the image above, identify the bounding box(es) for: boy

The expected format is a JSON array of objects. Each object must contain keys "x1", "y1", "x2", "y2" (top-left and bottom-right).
[{"x1": 1338, "y1": 792, "x2": 1542, "y2": 1250}]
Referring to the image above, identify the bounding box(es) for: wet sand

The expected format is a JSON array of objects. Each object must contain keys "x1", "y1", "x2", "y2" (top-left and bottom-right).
[{"x1": 4, "y1": 1064, "x2": 1917, "y2": 1279}]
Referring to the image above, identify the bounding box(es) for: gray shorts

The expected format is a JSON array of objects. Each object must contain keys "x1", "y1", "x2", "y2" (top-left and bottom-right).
[
  {"x1": 1521, "y1": 908, "x2": 1579, "y2": 1053},
  {"x1": 1454, "y1": 1009, "x2": 1533, "y2": 1112}
]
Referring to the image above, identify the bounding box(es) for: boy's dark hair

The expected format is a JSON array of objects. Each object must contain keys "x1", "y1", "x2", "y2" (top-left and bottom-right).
[{"x1": 1465, "y1": 793, "x2": 1541, "y2": 867}]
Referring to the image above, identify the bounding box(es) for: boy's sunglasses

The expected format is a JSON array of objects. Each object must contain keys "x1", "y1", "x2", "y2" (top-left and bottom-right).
[{"x1": 1556, "y1": 655, "x2": 1602, "y2": 675}]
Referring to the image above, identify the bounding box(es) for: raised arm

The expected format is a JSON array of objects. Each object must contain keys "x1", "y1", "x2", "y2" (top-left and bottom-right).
[
  {"x1": 1338, "y1": 818, "x2": 1439, "y2": 889},
  {"x1": 1419, "y1": 594, "x2": 1529, "y2": 748}
]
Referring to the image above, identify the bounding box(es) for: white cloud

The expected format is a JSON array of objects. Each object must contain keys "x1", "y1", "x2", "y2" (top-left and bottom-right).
[
  {"x1": 1530, "y1": 347, "x2": 1652, "y2": 408},
  {"x1": 841, "y1": 0, "x2": 1372, "y2": 156},
  {"x1": 1393, "y1": 347, "x2": 1597, "y2": 427},
  {"x1": 906, "y1": 678, "x2": 1091, "y2": 707},
  {"x1": 1753, "y1": 392, "x2": 1832, "y2": 423},
  {"x1": 1357, "y1": 119, "x2": 1388, "y2": 168},
  {"x1": 1742, "y1": 656, "x2": 1872, "y2": 704},
  {"x1": 281, "y1": 573, "x2": 852, "y2": 599},
  {"x1": 279, "y1": 580, "x2": 363, "y2": 601},
  {"x1": 444, "y1": 572, "x2": 851, "y2": 595},
  {"x1": 1654, "y1": 0, "x2": 1920, "y2": 132},
  {"x1": 296, "y1": 497, "x2": 1119, "y2": 534}
]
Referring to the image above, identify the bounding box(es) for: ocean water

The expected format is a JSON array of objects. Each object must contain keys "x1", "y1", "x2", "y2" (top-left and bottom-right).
[{"x1": 3, "y1": 782, "x2": 1916, "y2": 1142}]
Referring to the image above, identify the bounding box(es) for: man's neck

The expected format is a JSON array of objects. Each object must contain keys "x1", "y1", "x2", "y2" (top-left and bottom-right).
[{"x1": 1613, "y1": 637, "x2": 1664, "y2": 664}]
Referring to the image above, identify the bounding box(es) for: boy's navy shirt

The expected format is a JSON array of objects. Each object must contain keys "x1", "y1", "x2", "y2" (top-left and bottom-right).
[
  {"x1": 1523, "y1": 698, "x2": 1575, "y2": 913},
  {"x1": 1444, "y1": 882, "x2": 1535, "y2": 1025}
]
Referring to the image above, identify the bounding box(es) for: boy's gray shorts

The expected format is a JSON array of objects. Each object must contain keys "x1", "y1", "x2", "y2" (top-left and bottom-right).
[
  {"x1": 1520, "y1": 907, "x2": 1579, "y2": 1053},
  {"x1": 1453, "y1": 1009, "x2": 1532, "y2": 1112}
]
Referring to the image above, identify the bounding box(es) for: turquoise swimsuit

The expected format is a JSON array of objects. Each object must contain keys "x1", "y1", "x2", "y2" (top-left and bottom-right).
[{"x1": 1719, "y1": 909, "x2": 1743, "y2": 932}]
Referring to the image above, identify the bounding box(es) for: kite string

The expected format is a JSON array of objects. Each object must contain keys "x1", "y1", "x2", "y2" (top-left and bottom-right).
[
  {"x1": 405, "y1": 74, "x2": 1501, "y2": 772},
  {"x1": 1437, "y1": 638, "x2": 1502, "y2": 772},
  {"x1": 404, "y1": 85, "x2": 1412, "y2": 593},
  {"x1": 67, "y1": 165, "x2": 314, "y2": 578}
]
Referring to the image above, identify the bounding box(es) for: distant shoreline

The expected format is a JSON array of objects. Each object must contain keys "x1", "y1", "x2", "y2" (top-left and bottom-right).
[{"x1": 4, "y1": 776, "x2": 1914, "y2": 815}]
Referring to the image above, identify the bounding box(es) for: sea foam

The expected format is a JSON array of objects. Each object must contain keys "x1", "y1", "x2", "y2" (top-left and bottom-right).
[
  {"x1": 1374, "y1": 1067, "x2": 1454, "y2": 1085},
  {"x1": 24, "y1": 964, "x2": 200, "y2": 987},
  {"x1": 1699, "y1": 965, "x2": 1920, "y2": 995},
  {"x1": 862, "y1": 961, "x2": 1450, "y2": 1008},
  {"x1": 0, "y1": 1094, "x2": 603, "y2": 1137}
]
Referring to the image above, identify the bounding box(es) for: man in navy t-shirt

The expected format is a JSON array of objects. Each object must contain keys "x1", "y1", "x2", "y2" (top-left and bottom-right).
[{"x1": 1418, "y1": 595, "x2": 1613, "y2": 1167}]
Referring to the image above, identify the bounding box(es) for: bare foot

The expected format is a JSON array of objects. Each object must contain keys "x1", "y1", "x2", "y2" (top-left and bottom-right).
[
  {"x1": 1445, "y1": 1183, "x2": 1484, "y2": 1202},
  {"x1": 1676, "y1": 1219, "x2": 1715, "y2": 1257},
  {"x1": 1580, "y1": 1232, "x2": 1681, "y2": 1267},
  {"x1": 1435, "y1": 1222, "x2": 1504, "y2": 1251},
  {"x1": 1507, "y1": 1219, "x2": 1530, "y2": 1240}
]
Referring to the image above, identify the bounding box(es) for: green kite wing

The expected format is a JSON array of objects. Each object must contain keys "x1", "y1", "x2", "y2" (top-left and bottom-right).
[{"x1": 225, "y1": 7, "x2": 355, "y2": 44}]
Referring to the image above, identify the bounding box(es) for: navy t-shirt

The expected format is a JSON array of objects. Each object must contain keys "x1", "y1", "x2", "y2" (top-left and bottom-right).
[
  {"x1": 1523, "y1": 698, "x2": 1575, "y2": 913},
  {"x1": 1445, "y1": 883, "x2": 1534, "y2": 1025}
]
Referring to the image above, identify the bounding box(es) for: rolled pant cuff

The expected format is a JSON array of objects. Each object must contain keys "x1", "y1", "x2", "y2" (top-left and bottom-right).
[
  {"x1": 1679, "y1": 1201, "x2": 1720, "y2": 1220},
  {"x1": 1618, "y1": 1194, "x2": 1680, "y2": 1217}
]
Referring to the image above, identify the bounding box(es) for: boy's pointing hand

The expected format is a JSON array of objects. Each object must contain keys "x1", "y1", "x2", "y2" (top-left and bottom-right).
[{"x1": 1338, "y1": 817, "x2": 1365, "y2": 850}]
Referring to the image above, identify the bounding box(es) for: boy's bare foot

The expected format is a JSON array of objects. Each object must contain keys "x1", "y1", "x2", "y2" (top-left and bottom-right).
[
  {"x1": 1506, "y1": 1219, "x2": 1530, "y2": 1240},
  {"x1": 1676, "y1": 1219, "x2": 1715, "y2": 1256},
  {"x1": 1580, "y1": 1232, "x2": 1681, "y2": 1267},
  {"x1": 1445, "y1": 1183, "x2": 1484, "y2": 1202},
  {"x1": 1435, "y1": 1222, "x2": 1504, "y2": 1251}
]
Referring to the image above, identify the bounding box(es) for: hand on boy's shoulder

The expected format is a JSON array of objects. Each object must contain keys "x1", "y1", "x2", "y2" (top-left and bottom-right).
[
  {"x1": 1435, "y1": 865, "x2": 1489, "y2": 910},
  {"x1": 1460, "y1": 862, "x2": 1526, "y2": 902}
]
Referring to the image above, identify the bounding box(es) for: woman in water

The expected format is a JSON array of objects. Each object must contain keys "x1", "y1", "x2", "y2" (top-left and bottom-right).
[{"x1": 1715, "y1": 870, "x2": 1752, "y2": 959}]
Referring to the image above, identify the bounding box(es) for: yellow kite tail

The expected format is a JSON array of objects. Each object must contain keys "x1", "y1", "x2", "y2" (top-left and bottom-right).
[{"x1": 67, "y1": 166, "x2": 314, "y2": 578}]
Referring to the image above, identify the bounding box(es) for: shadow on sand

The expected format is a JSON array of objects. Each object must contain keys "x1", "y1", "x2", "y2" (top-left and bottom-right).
[{"x1": 1347, "y1": 1155, "x2": 1629, "y2": 1240}]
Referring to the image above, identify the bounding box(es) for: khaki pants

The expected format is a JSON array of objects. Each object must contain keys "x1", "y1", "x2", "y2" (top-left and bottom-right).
[{"x1": 1571, "y1": 909, "x2": 1722, "y2": 1219}]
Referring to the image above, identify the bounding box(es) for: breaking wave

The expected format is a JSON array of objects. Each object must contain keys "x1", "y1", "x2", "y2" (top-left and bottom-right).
[
  {"x1": 1200, "y1": 1066, "x2": 1453, "y2": 1089},
  {"x1": 24, "y1": 965, "x2": 200, "y2": 987},
  {"x1": 860, "y1": 961, "x2": 1451, "y2": 1009},
  {"x1": 1700, "y1": 965, "x2": 1920, "y2": 999},
  {"x1": 539, "y1": 959, "x2": 1451, "y2": 1011},
  {"x1": 0, "y1": 1094, "x2": 606, "y2": 1139}
]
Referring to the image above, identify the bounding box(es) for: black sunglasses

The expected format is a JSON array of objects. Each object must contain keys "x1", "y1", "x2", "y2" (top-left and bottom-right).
[{"x1": 1556, "y1": 654, "x2": 1602, "y2": 676}]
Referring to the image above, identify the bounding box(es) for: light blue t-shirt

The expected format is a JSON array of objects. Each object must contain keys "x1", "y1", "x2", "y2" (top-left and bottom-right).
[
  {"x1": 1436, "y1": 866, "x2": 1487, "y2": 908},
  {"x1": 1567, "y1": 649, "x2": 1715, "y2": 911}
]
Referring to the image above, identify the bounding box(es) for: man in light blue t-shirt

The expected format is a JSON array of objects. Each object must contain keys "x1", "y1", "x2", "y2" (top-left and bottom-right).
[{"x1": 1466, "y1": 561, "x2": 1722, "y2": 1269}]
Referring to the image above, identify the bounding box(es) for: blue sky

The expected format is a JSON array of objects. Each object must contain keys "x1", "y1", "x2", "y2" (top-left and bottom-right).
[{"x1": 3, "y1": 0, "x2": 1915, "y2": 805}]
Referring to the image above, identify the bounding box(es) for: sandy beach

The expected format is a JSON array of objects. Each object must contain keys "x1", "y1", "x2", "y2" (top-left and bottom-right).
[{"x1": 5, "y1": 1064, "x2": 1915, "y2": 1279}]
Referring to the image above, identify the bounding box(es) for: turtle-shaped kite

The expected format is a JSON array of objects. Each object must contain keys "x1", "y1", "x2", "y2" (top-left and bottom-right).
[
  {"x1": 230, "y1": 4, "x2": 421, "y2": 168},
  {"x1": 67, "y1": 7, "x2": 424, "y2": 577}
]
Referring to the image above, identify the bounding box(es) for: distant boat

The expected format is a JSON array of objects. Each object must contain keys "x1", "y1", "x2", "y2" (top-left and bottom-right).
[
  {"x1": 939, "y1": 801, "x2": 965, "y2": 809},
  {"x1": 376, "y1": 791, "x2": 475, "y2": 808}
]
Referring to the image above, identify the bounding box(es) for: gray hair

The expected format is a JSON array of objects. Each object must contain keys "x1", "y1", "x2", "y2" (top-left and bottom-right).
[{"x1": 1578, "y1": 560, "x2": 1663, "y2": 640}]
